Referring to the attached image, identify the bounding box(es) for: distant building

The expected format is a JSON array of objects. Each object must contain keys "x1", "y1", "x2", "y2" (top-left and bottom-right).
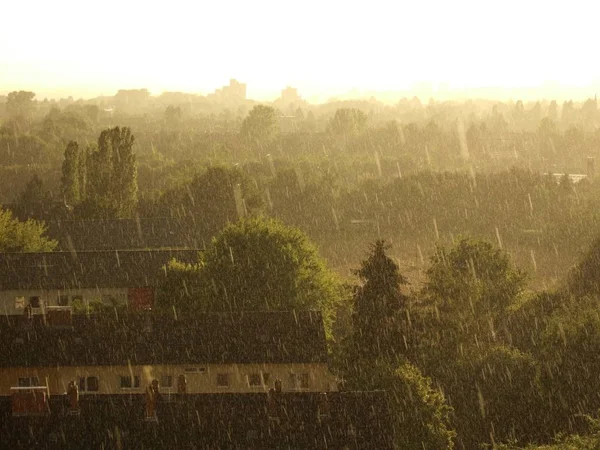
[
  {"x1": 274, "y1": 85, "x2": 307, "y2": 113},
  {"x1": 208, "y1": 79, "x2": 247, "y2": 106}
]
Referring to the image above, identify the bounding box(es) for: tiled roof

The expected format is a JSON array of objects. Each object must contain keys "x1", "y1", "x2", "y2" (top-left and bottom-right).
[
  {"x1": 0, "y1": 250, "x2": 201, "y2": 290},
  {"x1": 0, "y1": 311, "x2": 328, "y2": 366}
]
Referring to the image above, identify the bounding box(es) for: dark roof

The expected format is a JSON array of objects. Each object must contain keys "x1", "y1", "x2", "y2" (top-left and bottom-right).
[
  {"x1": 0, "y1": 250, "x2": 201, "y2": 290},
  {"x1": 0, "y1": 311, "x2": 328, "y2": 366},
  {"x1": 46, "y1": 217, "x2": 199, "y2": 251}
]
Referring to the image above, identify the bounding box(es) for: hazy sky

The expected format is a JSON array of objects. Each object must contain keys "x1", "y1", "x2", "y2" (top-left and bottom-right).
[{"x1": 1, "y1": 0, "x2": 599, "y2": 101}]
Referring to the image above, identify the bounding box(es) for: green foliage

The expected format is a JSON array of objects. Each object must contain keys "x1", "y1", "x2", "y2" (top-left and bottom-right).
[
  {"x1": 164, "y1": 105, "x2": 182, "y2": 126},
  {"x1": 201, "y1": 216, "x2": 341, "y2": 334},
  {"x1": 240, "y1": 105, "x2": 278, "y2": 149},
  {"x1": 0, "y1": 207, "x2": 56, "y2": 252},
  {"x1": 565, "y1": 236, "x2": 600, "y2": 297},
  {"x1": 352, "y1": 240, "x2": 409, "y2": 358},
  {"x1": 61, "y1": 141, "x2": 81, "y2": 206},
  {"x1": 155, "y1": 258, "x2": 205, "y2": 314},
  {"x1": 87, "y1": 126, "x2": 138, "y2": 217},
  {"x1": 6, "y1": 91, "x2": 35, "y2": 123},
  {"x1": 63, "y1": 127, "x2": 138, "y2": 218},
  {"x1": 154, "y1": 165, "x2": 263, "y2": 239},
  {"x1": 328, "y1": 108, "x2": 368, "y2": 137},
  {"x1": 424, "y1": 238, "x2": 527, "y2": 321},
  {"x1": 344, "y1": 358, "x2": 455, "y2": 450}
]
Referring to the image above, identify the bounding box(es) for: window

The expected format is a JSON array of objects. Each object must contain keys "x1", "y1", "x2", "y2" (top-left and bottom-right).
[
  {"x1": 120, "y1": 375, "x2": 140, "y2": 389},
  {"x1": 14, "y1": 296, "x2": 25, "y2": 309},
  {"x1": 29, "y1": 296, "x2": 41, "y2": 308},
  {"x1": 290, "y1": 373, "x2": 310, "y2": 390},
  {"x1": 248, "y1": 373, "x2": 262, "y2": 387},
  {"x1": 18, "y1": 376, "x2": 40, "y2": 387},
  {"x1": 57, "y1": 294, "x2": 69, "y2": 306},
  {"x1": 216, "y1": 373, "x2": 230, "y2": 388},
  {"x1": 160, "y1": 375, "x2": 173, "y2": 388},
  {"x1": 79, "y1": 376, "x2": 99, "y2": 392}
]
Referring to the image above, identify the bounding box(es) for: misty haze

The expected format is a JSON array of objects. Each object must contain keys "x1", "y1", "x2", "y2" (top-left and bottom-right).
[{"x1": 2, "y1": 1, "x2": 600, "y2": 449}]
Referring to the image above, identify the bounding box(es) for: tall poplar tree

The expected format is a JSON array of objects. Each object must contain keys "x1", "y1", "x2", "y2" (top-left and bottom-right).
[{"x1": 61, "y1": 141, "x2": 81, "y2": 206}]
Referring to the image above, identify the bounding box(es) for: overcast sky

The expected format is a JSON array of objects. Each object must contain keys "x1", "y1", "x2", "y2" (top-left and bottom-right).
[{"x1": 1, "y1": 0, "x2": 599, "y2": 101}]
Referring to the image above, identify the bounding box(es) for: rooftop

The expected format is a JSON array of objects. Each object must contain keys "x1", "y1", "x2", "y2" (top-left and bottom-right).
[
  {"x1": 0, "y1": 249, "x2": 201, "y2": 290},
  {"x1": 0, "y1": 310, "x2": 328, "y2": 367}
]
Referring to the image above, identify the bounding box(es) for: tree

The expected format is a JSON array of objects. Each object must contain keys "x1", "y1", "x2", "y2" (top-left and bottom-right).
[
  {"x1": 161, "y1": 165, "x2": 263, "y2": 239},
  {"x1": 566, "y1": 235, "x2": 600, "y2": 297},
  {"x1": 0, "y1": 207, "x2": 56, "y2": 252},
  {"x1": 328, "y1": 108, "x2": 368, "y2": 137},
  {"x1": 424, "y1": 238, "x2": 526, "y2": 323},
  {"x1": 155, "y1": 258, "x2": 205, "y2": 314},
  {"x1": 201, "y1": 216, "x2": 341, "y2": 334},
  {"x1": 352, "y1": 240, "x2": 409, "y2": 358},
  {"x1": 6, "y1": 91, "x2": 35, "y2": 123},
  {"x1": 61, "y1": 141, "x2": 81, "y2": 206},
  {"x1": 14, "y1": 174, "x2": 54, "y2": 219},
  {"x1": 343, "y1": 358, "x2": 455, "y2": 449},
  {"x1": 73, "y1": 127, "x2": 137, "y2": 218},
  {"x1": 240, "y1": 105, "x2": 278, "y2": 149},
  {"x1": 164, "y1": 105, "x2": 182, "y2": 126}
]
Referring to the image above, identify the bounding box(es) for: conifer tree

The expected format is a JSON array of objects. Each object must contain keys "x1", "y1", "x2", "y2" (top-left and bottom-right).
[{"x1": 352, "y1": 239, "x2": 409, "y2": 358}]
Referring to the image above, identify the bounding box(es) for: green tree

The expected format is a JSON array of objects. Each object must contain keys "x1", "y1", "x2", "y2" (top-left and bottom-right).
[
  {"x1": 161, "y1": 165, "x2": 263, "y2": 239},
  {"x1": 80, "y1": 127, "x2": 138, "y2": 218},
  {"x1": 14, "y1": 174, "x2": 54, "y2": 220},
  {"x1": 6, "y1": 91, "x2": 35, "y2": 123},
  {"x1": 155, "y1": 258, "x2": 205, "y2": 314},
  {"x1": 328, "y1": 108, "x2": 368, "y2": 137},
  {"x1": 0, "y1": 207, "x2": 56, "y2": 252},
  {"x1": 344, "y1": 358, "x2": 455, "y2": 450},
  {"x1": 201, "y1": 216, "x2": 341, "y2": 334},
  {"x1": 424, "y1": 238, "x2": 527, "y2": 324},
  {"x1": 164, "y1": 105, "x2": 182, "y2": 126},
  {"x1": 566, "y1": 235, "x2": 600, "y2": 297},
  {"x1": 240, "y1": 105, "x2": 278, "y2": 149},
  {"x1": 352, "y1": 240, "x2": 409, "y2": 358},
  {"x1": 61, "y1": 141, "x2": 81, "y2": 206}
]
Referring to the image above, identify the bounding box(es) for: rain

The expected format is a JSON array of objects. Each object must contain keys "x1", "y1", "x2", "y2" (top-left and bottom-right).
[{"x1": 1, "y1": 1, "x2": 600, "y2": 449}]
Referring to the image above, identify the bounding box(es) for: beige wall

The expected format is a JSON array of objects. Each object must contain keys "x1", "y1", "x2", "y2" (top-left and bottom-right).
[
  {"x1": 0, "y1": 288, "x2": 128, "y2": 315},
  {"x1": 0, "y1": 363, "x2": 338, "y2": 396}
]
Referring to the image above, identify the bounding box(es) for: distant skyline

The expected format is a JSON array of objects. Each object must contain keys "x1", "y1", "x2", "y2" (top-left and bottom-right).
[{"x1": 2, "y1": 0, "x2": 599, "y2": 102}]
